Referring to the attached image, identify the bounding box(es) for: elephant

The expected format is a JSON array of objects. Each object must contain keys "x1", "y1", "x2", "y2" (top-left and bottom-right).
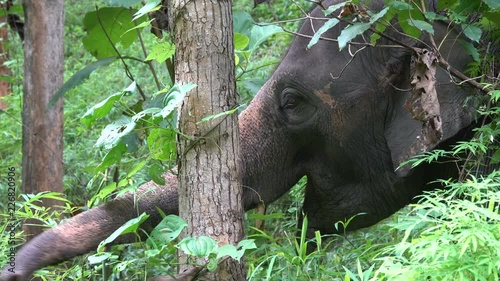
[{"x1": 1, "y1": 0, "x2": 478, "y2": 280}]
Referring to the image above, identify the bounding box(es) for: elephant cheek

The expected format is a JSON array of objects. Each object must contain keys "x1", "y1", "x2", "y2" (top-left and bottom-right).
[{"x1": 239, "y1": 95, "x2": 293, "y2": 205}]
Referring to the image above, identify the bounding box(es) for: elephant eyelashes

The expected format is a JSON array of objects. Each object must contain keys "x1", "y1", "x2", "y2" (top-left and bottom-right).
[
  {"x1": 281, "y1": 88, "x2": 301, "y2": 110},
  {"x1": 280, "y1": 88, "x2": 317, "y2": 124}
]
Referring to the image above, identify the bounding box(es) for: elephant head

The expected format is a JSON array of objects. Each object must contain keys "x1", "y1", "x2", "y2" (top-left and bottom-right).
[
  {"x1": 238, "y1": 0, "x2": 475, "y2": 233},
  {"x1": 1, "y1": 0, "x2": 477, "y2": 280}
]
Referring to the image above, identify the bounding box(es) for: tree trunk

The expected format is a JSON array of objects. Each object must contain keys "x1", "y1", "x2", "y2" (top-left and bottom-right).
[
  {"x1": 0, "y1": 8, "x2": 10, "y2": 110},
  {"x1": 22, "y1": 0, "x2": 64, "y2": 240},
  {"x1": 173, "y1": 0, "x2": 246, "y2": 279}
]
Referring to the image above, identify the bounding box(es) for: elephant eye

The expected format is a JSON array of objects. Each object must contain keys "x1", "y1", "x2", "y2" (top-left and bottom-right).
[
  {"x1": 281, "y1": 89, "x2": 301, "y2": 110},
  {"x1": 283, "y1": 95, "x2": 297, "y2": 109}
]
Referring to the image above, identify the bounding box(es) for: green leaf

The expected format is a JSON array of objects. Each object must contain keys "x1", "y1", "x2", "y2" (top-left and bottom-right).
[
  {"x1": 81, "y1": 92, "x2": 124, "y2": 127},
  {"x1": 145, "y1": 42, "x2": 176, "y2": 63},
  {"x1": 95, "y1": 182, "x2": 118, "y2": 201},
  {"x1": 216, "y1": 239, "x2": 257, "y2": 261},
  {"x1": 49, "y1": 57, "x2": 117, "y2": 108},
  {"x1": 96, "y1": 141, "x2": 128, "y2": 173},
  {"x1": 323, "y1": 2, "x2": 347, "y2": 15},
  {"x1": 198, "y1": 104, "x2": 244, "y2": 124},
  {"x1": 0, "y1": 4, "x2": 23, "y2": 17},
  {"x1": 178, "y1": 236, "x2": 218, "y2": 258},
  {"x1": 149, "y1": 162, "x2": 166, "y2": 185},
  {"x1": 148, "y1": 215, "x2": 188, "y2": 246},
  {"x1": 97, "y1": 213, "x2": 149, "y2": 252},
  {"x1": 391, "y1": 1, "x2": 413, "y2": 10},
  {"x1": 337, "y1": 6, "x2": 389, "y2": 50},
  {"x1": 83, "y1": 8, "x2": 145, "y2": 59},
  {"x1": 157, "y1": 83, "x2": 196, "y2": 118},
  {"x1": 397, "y1": 5, "x2": 425, "y2": 39},
  {"x1": 147, "y1": 128, "x2": 176, "y2": 161},
  {"x1": 371, "y1": 8, "x2": 396, "y2": 44},
  {"x1": 461, "y1": 24, "x2": 482, "y2": 43},
  {"x1": 103, "y1": 0, "x2": 142, "y2": 7},
  {"x1": 127, "y1": 160, "x2": 146, "y2": 178},
  {"x1": 459, "y1": 40, "x2": 480, "y2": 62},
  {"x1": 241, "y1": 78, "x2": 267, "y2": 96},
  {"x1": 248, "y1": 25, "x2": 283, "y2": 51},
  {"x1": 87, "y1": 252, "x2": 113, "y2": 265},
  {"x1": 133, "y1": 0, "x2": 161, "y2": 21},
  {"x1": 234, "y1": 33, "x2": 250, "y2": 51},
  {"x1": 482, "y1": 0, "x2": 500, "y2": 9},
  {"x1": 247, "y1": 212, "x2": 284, "y2": 220},
  {"x1": 95, "y1": 116, "x2": 136, "y2": 149},
  {"x1": 407, "y1": 19, "x2": 434, "y2": 35},
  {"x1": 132, "y1": 107, "x2": 162, "y2": 122},
  {"x1": 233, "y1": 11, "x2": 254, "y2": 37},
  {"x1": 308, "y1": 18, "x2": 340, "y2": 49},
  {"x1": 338, "y1": 22, "x2": 371, "y2": 50}
]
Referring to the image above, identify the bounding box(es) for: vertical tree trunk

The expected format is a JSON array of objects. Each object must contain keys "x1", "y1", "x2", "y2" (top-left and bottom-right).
[
  {"x1": 173, "y1": 0, "x2": 245, "y2": 280},
  {"x1": 0, "y1": 8, "x2": 10, "y2": 110},
  {"x1": 22, "y1": 0, "x2": 64, "y2": 240}
]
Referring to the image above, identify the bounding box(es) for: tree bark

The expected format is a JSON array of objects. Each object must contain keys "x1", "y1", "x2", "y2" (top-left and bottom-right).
[
  {"x1": 173, "y1": 0, "x2": 245, "y2": 280},
  {"x1": 22, "y1": 0, "x2": 64, "y2": 240},
  {"x1": 0, "y1": 8, "x2": 10, "y2": 110}
]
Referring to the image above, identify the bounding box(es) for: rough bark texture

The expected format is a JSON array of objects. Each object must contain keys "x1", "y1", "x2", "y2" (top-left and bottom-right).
[
  {"x1": 0, "y1": 12, "x2": 10, "y2": 110},
  {"x1": 173, "y1": 0, "x2": 245, "y2": 279},
  {"x1": 22, "y1": 0, "x2": 64, "y2": 240}
]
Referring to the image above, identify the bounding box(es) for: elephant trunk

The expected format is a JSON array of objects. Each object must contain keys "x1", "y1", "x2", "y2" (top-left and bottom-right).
[{"x1": 0, "y1": 174, "x2": 179, "y2": 281}]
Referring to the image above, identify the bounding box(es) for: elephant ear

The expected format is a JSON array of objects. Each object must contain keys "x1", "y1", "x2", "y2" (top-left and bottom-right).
[{"x1": 384, "y1": 43, "x2": 476, "y2": 177}]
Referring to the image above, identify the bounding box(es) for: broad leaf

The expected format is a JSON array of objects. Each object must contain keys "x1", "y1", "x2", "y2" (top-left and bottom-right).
[
  {"x1": 149, "y1": 162, "x2": 166, "y2": 185},
  {"x1": 248, "y1": 25, "x2": 283, "y2": 51},
  {"x1": 483, "y1": 0, "x2": 500, "y2": 9},
  {"x1": 459, "y1": 40, "x2": 480, "y2": 62},
  {"x1": 83, "y1": 8, "x2": 145, "y2": 59},
  {"x1": 148, "y1": 215, "x2": 188, "y2": 246},
  {"x1": 216, "y1": 239, "x2": 257, "y2": 261},
  {"x1": 103, "y1": 0, "x2": 142, "y2": 7},
  {"x1": 87, "y1": 252, "x2": 114, "y2": 265},
  {"x1": 391, "y1": 1, "x2": 413, "y2": 10},
  {"x1": 81, "y1": 92, "x2": 124, "y2": 127},
  {"x1": 49, "y1": 57, "x2": 117, "y2": 108},
  {"x1": 97, "y1": 213, "x2": 149, "y2": 252},
  {"x1": 323, "y1": 2, "x2": 347, "y2": 16},
  {"x1": 408, "y1": 19, "x2": 434, "y2": 35},
  {"x1": 233, "y1": 11, "x2": 254, "y2": 37},
  {"x1": 338, "y1": 6, "x2": 389, "y2": 50},
  {"x1": 338, "y1": 22, "x2": 371, "y2": 50},
  {"x1": 145, "y1": 42, "x2": 176, "y2": 63},
  {"x1": 147, "y1": 128, "x2": 176, "y2": 161},
  {"x1": 157, "y1": 83, "x2": 197, "y2": 119},
  {"x1": 178, "y1": 236, "x2": 218, "y2": 258},
  {"x1": 397, "y1": 7, "x2": 424, "y2": 39},
  {"x1": 95, "y1": 141, "x2": 128, "y2": 173},
  {"x1": 234, "y1": 33, "x2": 250, "y2": 51},
  {"x1": 96, "y1": 116, "x2": 136, "y2": 149},
  {"x1": 308, "y1": 18, "x2": 340, "y2": 49},
  {"x1": 461, "y1": 24, "x2": 482, "y2": 43}
]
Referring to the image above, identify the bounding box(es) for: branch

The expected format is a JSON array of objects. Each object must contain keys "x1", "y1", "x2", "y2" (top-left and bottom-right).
[
  {"x1": 131, "y1": 8, "x2": 162, "y2": 91},
  {"x1": 95, "y1": 6, "x2": 147, "y2": 100}
]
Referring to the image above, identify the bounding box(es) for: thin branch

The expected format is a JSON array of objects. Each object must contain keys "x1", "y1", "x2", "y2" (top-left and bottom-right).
[
  {"x1": 95, "y1": 6, "x2": 147, "y2": 100},
  {"x1": 330, "y1": 46, "x2": 367, "y2": 79},
  {"x1": 131, "y1": 8, "x2": 162, "y2": 91}
]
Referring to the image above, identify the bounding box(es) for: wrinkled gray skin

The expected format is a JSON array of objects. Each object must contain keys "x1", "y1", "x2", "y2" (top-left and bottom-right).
[{"x1": 1, "y1": 0, "x2": 476, "y2": 280}]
